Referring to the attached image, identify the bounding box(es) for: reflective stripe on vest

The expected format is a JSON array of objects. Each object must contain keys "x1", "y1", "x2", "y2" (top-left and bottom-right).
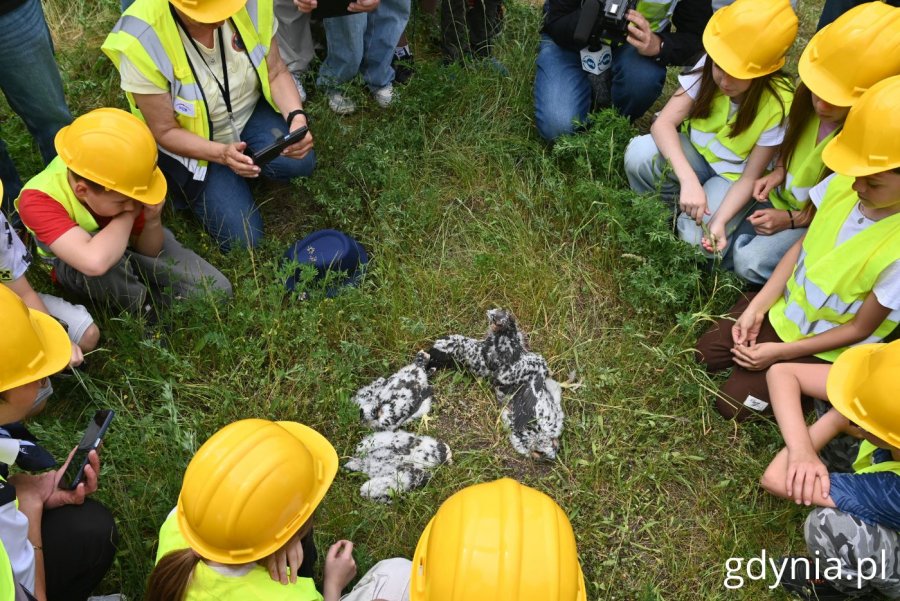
[
  {"x1": 155, "y1": 512, "x2": 323, "y2": 601},
  {"x1": 101, "y1": 0, "x2": 276, "y2": 182},
  {"x1": 636, "y1": 0, "x2": 678, "y2": 32},
  {"x1": 771, "y1": 114, "x2": 837, "y2": 211},
  {"x1": 769, "y1": 174, "x2": 900, "y2": 361},
  {"x1": 684, "y1": 73, "x2": 792, "y2": 181},
  {"x1": 853, "y1": 441, "x2": 900, "y2": 477},
  {"x1": 15, "y1": 157, "x2": 100, "y2": 259}
]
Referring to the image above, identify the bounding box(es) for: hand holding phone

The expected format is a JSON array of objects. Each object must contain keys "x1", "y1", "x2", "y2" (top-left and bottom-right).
[
  {"x1": 58, "y1": 410, "x2": 114, "y2": 491},
  {"x1": 249, "y1": 126, "x2": 309, "y2": 166}
]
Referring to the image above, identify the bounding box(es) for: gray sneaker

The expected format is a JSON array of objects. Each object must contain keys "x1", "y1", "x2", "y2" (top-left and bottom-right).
[
  {"x1": 372, "y1": 84, "x2": 394, "y2": 108},
  {"x1": 327, "y1": 90, "x2": 356, "y2": 115},
  {"x1": 290, "y1": 71, "x2": 307, "y2": 103},
  {"x1": 87, "y1": 595, "x2": 125, "y2": 601}
]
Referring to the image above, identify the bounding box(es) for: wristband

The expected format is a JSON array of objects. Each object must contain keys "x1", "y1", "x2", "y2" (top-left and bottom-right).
[
  {"x1": 787, "y1": 210, "x2": 795, "y2": 230},
  {"x1": 286, "y1": 109, "x2": 308, "y2": 128}
]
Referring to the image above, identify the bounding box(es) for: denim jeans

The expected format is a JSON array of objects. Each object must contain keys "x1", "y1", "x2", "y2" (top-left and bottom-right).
[
  {"x1": 624, "y1": 132, "x2": 754, "y2": 263},
  {"x1": 317, "y1": 0, "x2": 411, "y2": 91},
  {"x1": 534, "y1": 34, "x2": 667, "y2": 141},
  {"x1": 816, "y1": 0, "x2": 898, "y2": 30},
  {"x1": 162, "y1": 99, "x2": 316, "y2": 252},
  {"x1": 0, "y1": 0, "x2": 72, "y2": 216},
  {"x1": 731, "y1": 200, "x2": 806, "y2": 284}
]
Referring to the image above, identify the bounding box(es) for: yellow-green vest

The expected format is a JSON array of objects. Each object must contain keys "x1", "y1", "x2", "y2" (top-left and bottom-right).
[
  {"x1": 155, "y1": 512, "x2": 323, "y2": 601},
  {"x1": 769, "y1": 174, "x2": 900, "y2": 361},
  {"x1": 15, "y1": 157, "x2": 100, "y2": 259},
  {"x1": 854, "y1": 441, "x2": 900, "y2": 477},
  {"x1": 101, "y1": 0, "x2": 277, "y2": 182},
  {"x1": 637, "y1": 0, "x2": 678, "y2": 32},
  {"x1": 684, "y1": 74, "x2": 793, "y2": 182},
  {"x1": 770, "y1": 114, "x2": 837, "y2": 211},
  {"x1": 0, "y1": 540, "x2": 14, "y2": 601}
]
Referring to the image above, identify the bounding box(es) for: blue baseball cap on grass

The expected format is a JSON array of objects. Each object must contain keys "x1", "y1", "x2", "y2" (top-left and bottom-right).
[{"x1": 283, "y1": 229, "x2": 369, "y2": 296}]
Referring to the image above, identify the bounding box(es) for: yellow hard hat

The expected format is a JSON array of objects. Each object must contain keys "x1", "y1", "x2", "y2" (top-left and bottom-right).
[
  {"x1": 0, "y1": 285, "x2": 71, "y2": 393},
  {"x1": 799, "y1": 2, "x2": 900, "y2": 107},
  {"x1": 54, "y1": 108, "x2": 166, "y2": 206},
  {"x1": 827, "y1": 340, "x2": 900, "y2": 448},
  {"x1": 822, "y1": 75, "x2": 900, "y2": 176},
  {"x1": 703, "y1": 0, "x2": 798, "y2": 79},
  {"x1": 176, "y1": 419, "x2": 338, "y2": 564},
  {"x1": 410, "y1": 478, "x2": 587, "y2": 601},
  {"x1": 168, "y1": 0, "x2": 248, "y2": 24}
]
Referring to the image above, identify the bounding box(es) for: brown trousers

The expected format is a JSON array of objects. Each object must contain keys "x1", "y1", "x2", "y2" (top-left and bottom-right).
[{"x1": 695, "y1": 293, "x2": 826, "y2": 421}]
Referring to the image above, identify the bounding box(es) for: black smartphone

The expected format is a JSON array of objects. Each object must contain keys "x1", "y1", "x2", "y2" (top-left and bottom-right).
[
  {"x1": 250, "y1": 126, "x2": 309, "y2": 166},
  {"x1": 58, "y1": 410, "x2": 114, "y2": 490}
]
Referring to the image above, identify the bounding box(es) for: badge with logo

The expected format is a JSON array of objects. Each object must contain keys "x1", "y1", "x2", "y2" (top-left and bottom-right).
[
  {"x1": 173, "y1": 97, "x2": 196, "y2": 118},
  {"x1": 580, "y1": 45, "x2": 612, "y2": 75}
]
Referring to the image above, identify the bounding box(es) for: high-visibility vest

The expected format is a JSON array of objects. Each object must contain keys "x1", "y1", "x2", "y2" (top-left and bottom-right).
[
  {"x1": 854, "y1": 441, "x2": 900, "y2": 477},
  {"x1": 101, "y1": 0, "x2": 277, "y2": 182},
  {"x1": 0, "y1": 540, "x2": 14, "y2": 601},
  {"x1": 684, "y1": 73, "x2": 793, "y2": 181},
  {"x1": 769, "y1": 174, "x2": 900, "y2": 362},
  {"x1": 15, "y1": 157, "x2": 99, "y2": 259},
  {"x1": 637, "y1": 0, "x2": 678, "y2": 32},
  {"x1": 155, "y1": 512, "x2": 323, "y2": 601},
  {"x1": 770, "y1": 114, "x2": 837, "y2": 211}
]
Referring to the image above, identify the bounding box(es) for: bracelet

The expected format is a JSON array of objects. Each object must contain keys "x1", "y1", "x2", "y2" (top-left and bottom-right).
[
  {"x1": 787, "y1": 209, "x2": 795, "y2": 230},
  {"x1": 32, "y1": 544, "x2": 42, "y2": 552},
  {"x1": 286, "y1": 109, "x2": 308, "y2": 128}
]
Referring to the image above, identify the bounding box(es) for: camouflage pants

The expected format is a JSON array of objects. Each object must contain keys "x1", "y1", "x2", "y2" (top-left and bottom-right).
[{"x1": 805, "y1": 508, "x2": 900, "y2": 598}]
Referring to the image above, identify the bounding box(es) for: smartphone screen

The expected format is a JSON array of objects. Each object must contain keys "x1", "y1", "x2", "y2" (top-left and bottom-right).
[{"x1": 59, "y1": 410, "x2": 114, "y2": 490}]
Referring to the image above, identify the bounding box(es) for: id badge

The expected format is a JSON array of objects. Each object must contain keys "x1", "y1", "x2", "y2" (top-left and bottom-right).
[{"x1": 580, "y1": 45, "x2": 612, "y2": 75}]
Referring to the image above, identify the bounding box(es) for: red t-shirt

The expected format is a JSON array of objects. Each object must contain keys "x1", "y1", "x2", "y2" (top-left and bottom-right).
[{"x1": 18, "y1": 189, "x2": 146, "y2": 247}]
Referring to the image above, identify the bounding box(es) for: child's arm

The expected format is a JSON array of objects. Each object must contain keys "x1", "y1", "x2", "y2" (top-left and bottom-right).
[
  {"x1": 649, "y1": 89, "x2": 708, "y2": 223},
  {"x1": 131, "y1": 202, "x2": 165, "y2": 258},
  {"x1": 702, "y1": 144, "x2": 778, "y2": 252},
  {"x1": 766, "y1": 362, "x2": 832, "y2": 505},
  {"x1": 48, "y1": 209, "x2": 140, "y2": 277},
  {"x1": 732, "y1": 291, "x2": 891, "y2": 370},
  {"x1": 760, "y1": 407, "x2": 847, "y2": 507}
]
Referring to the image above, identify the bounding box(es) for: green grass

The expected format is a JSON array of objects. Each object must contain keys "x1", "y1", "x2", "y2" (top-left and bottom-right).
[{"x1": 3, "y1": 0, "x2": 830, "y2": 598}]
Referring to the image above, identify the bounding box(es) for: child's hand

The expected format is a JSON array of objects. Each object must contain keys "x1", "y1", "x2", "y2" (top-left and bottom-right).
[
  {"x1": 747, "y1": 208, "x2": 790, "y2": 236},
  {"x1": 731, "y1": 310, "x2": 764, "y2": 346},
  {"x1": 752, "y1": 168, "x2": 784, "y2": 201},
  {"x1": 141, "y1": 199, "x2": 166, "y2": 225},
  {"x1": 701, "y1": 221, "x2": 727, "y2": 253},
  {"x1": 260, "y1": 532, "x2": 304, "y2": 585},
  {"x1": 348, "y1": 0, "x2": 379, "y2": 12},
  {"x1": 678, "y1": 179, "x2": 709, "y2": 224},
  {"x1": 324, "y1": 540, "x2": 357, "y2": 596},
  {"x1": 786, "y1": 448, "x2": 830, "y2": 505},
  {"x1": 69, "y1": 341, "x2": 84, "y2": 368},
  {"x1": 730, "y1": 341, "x2": 784, "y2": 371},
  {"x1": 293, "y1": 0, "x2": 317, "y2": 12}
]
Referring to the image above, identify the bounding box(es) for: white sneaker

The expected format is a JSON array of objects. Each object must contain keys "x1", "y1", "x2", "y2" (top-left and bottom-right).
[
  {"x1": 372, "y1": 84, "x2": 394, "y2": 108},
  {"x1": 290, "y1": 71, "x2": 307, "y2": 103},
  {"x1": 327, "y1": 90, "x2": 356, "y2": 115}
]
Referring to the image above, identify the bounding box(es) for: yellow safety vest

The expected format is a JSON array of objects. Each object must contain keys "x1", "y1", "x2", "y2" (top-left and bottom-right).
[
  {"x1": 0, "y1": 539, "x2": 14, "y2": 601},
  {"x1": 684, "y1": 75, "x2": 793, "y2": 181},
  {"x1": 769, "y1": 174, "x2": 900, "y2": 361},
  {"x1": 770, "y1": 114, "x2": 837, "y2": 211},
  {"x1": 155, "y1": 512, "x2": 323, "y2": 601},
  {"x1": 101, "y1": 0, "x2": 277, "y2": 182},
  {"x1": 636, "y1": 0, "x2": 678, "y2": 32},
  {"x1": 854, "y1": 441, "x2": 900, "y2": 477},
  {"x1": 15, "y1": 157, "x2": 100, "y2": 259}
]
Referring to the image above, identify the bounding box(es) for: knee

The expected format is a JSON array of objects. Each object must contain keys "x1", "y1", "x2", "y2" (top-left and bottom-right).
[
  {"x1": 535, "y1": 108, "x2": 580, "y2": 142},
  {"x1": 78, "y1": 323, "x2": 100, "y2": 353},
  {"x1": 804, "y1": 507, "x2": 844, "y2": 553},
  {"x1": 213, "y1": 272, "x2": 233, "y2": 299}
]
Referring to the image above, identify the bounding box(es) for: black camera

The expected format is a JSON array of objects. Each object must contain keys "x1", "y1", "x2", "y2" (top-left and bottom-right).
[{"x1": 573, "y1": 0, "x2": 638, "y2": 48}]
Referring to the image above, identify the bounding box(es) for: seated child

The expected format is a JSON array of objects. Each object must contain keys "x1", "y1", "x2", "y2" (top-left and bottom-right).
[
  {"x1": 760, "y1": 341, "x2": 900, "y2": 599},
  {"x1": 731, "y1": 2, "x2": 900, "y2": 285},
  {"x1": 695, "y1": 75, "x2": 900, "y2": 421},
  {"x1": 624, "y1": 0, "x2": 795, "y2": 262},
  {"x1": 15, "y1": 108, "x2": 231, "y2": 318}
]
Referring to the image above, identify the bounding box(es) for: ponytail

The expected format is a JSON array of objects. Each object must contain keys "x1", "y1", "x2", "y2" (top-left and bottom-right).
[{"x1": 145, "y1": 549, "x2": 200, "y2": 601}]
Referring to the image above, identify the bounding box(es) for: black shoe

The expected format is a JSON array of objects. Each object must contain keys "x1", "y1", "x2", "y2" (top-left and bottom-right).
[
  {"x1": 392, "y1": 54, "x2": 414, "y2": 85},
  {"x1": 780, "y1": 557, "x2": 851, "y2": 600}
]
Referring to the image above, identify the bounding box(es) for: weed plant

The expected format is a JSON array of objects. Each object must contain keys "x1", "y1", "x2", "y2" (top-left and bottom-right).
[{"x1": 3, "y1": 0, "x2": 826, "y2": 598}]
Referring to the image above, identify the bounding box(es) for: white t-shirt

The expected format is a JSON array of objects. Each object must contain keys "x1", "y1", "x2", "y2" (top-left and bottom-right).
[
  {"x1": 677, "y1": 56, "x2": 786, "y2": 147},
  {"x1": 0, "y1": 440, "x2": 35, "y2": 593},
  {"x1": 809, "y1": 175, "x2": 900, "y2": 311},
  {"x1": 0, "y1": 213, "x2": 30, "y2": 284},
  {"x1": 118, "y1": 21, "x2": 274, "y2": 144}
]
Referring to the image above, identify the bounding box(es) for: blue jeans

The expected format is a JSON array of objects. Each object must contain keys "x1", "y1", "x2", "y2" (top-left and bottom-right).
[
  {"x1": 163, "y1": 99, "x2": 316, "y2": 252},
  {"x1": 534, "y1": 34, "x2": 667, "y2": 141},
  {"x1": 0, "y1": 0, "x2": 72, "y2": 216},
  {"x1": 731, "y1": 201, "x2": 806, "y2": 284},
  {"x1": 317, "y1": 0, "x2": 411, "y2": 91}
]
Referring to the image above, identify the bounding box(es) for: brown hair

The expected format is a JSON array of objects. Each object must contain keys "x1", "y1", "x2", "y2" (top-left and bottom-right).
[
  {"x1": 145, "y1": 549, "x2": 200, "y2": 601},
  {"x1": 66, "y1": 169, "x2": 105, "y2": 193},
  {"x1": 685, "y1": 60, "x2": 791, "y2": 139}
]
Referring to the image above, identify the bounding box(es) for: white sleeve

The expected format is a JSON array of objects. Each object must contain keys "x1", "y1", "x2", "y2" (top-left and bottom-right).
[
  {"x1": 809, "y1": 173, "x2": 837, "y2": 210},
  {"x1": 677, "y1": 55, "x2": 706, "y2": 100},
  {"x1": 117, "y1": 54, "x2": 169, "y2": 95},
  {"x1": 0, "y1": 214, "x2": 30, "y2": 283},
  {"x1": 755, "y1": 122, "x2": 787, "y2": 147},
  {"x1": 0, "y1": 490, "x2": 35, "y2": 593},
  {"x1": 874, "y1": 261, "x2": 900, "y2": 312}
]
